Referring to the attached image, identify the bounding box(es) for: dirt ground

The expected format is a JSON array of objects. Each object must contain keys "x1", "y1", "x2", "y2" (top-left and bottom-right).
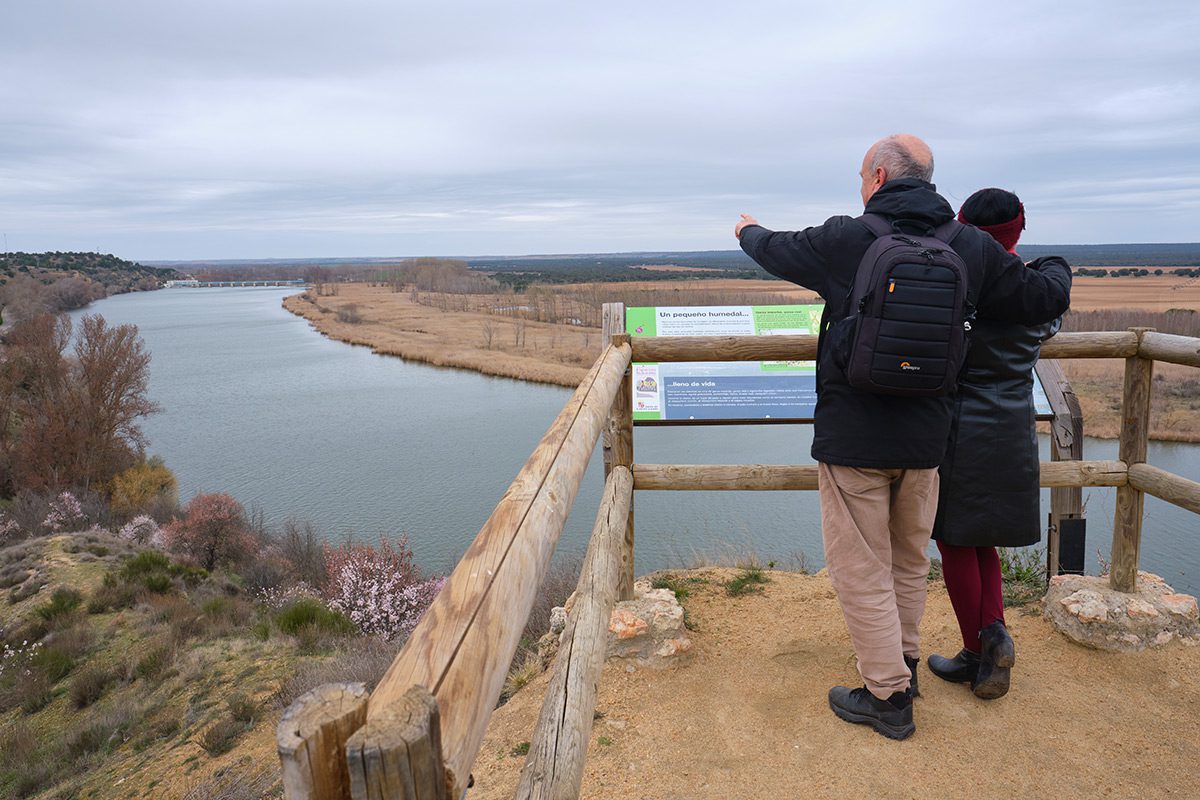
[{"x1": 470, "y1": 569, "x2": 1200, "y2": 800}]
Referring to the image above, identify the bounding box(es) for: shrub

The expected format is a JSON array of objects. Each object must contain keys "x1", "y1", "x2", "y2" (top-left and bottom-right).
[
  {"x1": 279, "y1": 518, "x2": 327, "y2": 587},
  {"x1": 135, "y1": 640, "x2": 175, "y2": 682},
  {"x1": 43, "y1": 491, "x2": 87, "y2": 533},
  {"x1": 70, "y1": 664, "x2": 116, "y2": 708},
  {"x1": 160, "y1": 493, "x2": 254, "y2": 570},
  {"x1": 109, "y1": 458, "x2": 178, "y2": 519},
  {"x1": 117, "y1": 515, "x2": 160, "y2": 546},
  {"x1": 88, "y1": 574, "x2": 139, "y2": 613},
  {"x1": 36, "y1": 587, "x2": 83, "y2": 627},
  {"x1": 32, "y1": 643, "x2": 76, "y2": 682},
  {"x1": 227, "y1": 692, "x2": 259, "y2": 724},
  {"x1": 66, "y1": 707, "x2": 135, "y2": 758},
  {"x1": 123, "y1": 549, "x2": 171, "y2": 578},
  {"x1": 0, "y1": 513, "x2": 20, "y2": 545},
  {"x1": 19, "y1": 669, "x2": 53, "y2": 713},
  {"x1": 275, "y1": 598, "x2": 355, "y2": 637},
  {"x1": 336, "y1": 304, "x2": 362, "y2": 323},
  {"x1": 273, "y1": 636, "x2": 396, "y2": 708},
  {"x1": 322, "y1": 537, "x2": 443, "y2": 639},
  {"x1": 199, "y1": 716, "x2": 247, "y2": 756}
]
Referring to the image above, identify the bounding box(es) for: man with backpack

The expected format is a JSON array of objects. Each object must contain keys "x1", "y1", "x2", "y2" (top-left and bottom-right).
[{"x1": 734, "y1": 134, "x2": 1071, "y2": 739}]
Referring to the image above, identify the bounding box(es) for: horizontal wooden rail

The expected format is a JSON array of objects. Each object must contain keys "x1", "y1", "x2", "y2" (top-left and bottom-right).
[
  {"x1": 632, "y1": 460, "x2": 1129, "y2": 491},
  {"x1": 1138, "y1": 331, "x2": 1200, "y2": 368},
  {"x1": 628, "y1": 331, "x2": 1141, "y2": 364},
  {"x1": 631, "y1": 334, "x2": 817, "y2": 362},
  {"x1": 328, "y1": 341, "x2": 631, "y2": 799},
  {"x1": 634, "y1": 464, "x2": 817, "y2": 490},
  {"x1": 516, "y1": 466, "x2": 633, "y2": 800},
  {"x1": 1038, "y1": 331, "x2": 1140, "y2": 359},
  {"x1": 1128, "y1": 463, "x2": 1200, "y2": 515}
]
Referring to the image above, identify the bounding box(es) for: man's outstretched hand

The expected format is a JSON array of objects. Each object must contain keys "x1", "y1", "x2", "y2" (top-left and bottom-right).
[{"x1": 734, "y1": 214, "x2": 759, "y2": 239}]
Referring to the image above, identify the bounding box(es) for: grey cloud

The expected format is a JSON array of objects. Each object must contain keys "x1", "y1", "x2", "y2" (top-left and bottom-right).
[{"x1": 2, "y1": 1, "x2": 1198, "y2": 258}]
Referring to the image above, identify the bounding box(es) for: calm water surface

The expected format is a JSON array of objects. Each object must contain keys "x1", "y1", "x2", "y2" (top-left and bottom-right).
[{"x1": 75, "y1": 289, "x2": 1200, "y2": 593}]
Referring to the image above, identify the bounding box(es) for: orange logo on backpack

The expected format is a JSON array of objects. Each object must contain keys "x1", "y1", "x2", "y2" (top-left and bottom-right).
[{"x1": 900, "y1": 361, "x2": 920, "y2": 371}]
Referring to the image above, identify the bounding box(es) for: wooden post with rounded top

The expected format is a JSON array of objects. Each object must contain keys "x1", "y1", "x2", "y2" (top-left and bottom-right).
[
  {"x1": 1111, "y1": 328, "x2": 1155, "y2": 592},
  {"x1": 601, "y1": 302, "x2": 635, "y2": 600},
  {"x1": 277, "y1": 682, "x2": 369, "y2": 800}
]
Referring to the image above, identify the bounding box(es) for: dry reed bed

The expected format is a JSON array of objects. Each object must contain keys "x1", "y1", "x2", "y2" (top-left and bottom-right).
[{"x1": 287, "y1": 279, "x2": 1200, "y2": 442}]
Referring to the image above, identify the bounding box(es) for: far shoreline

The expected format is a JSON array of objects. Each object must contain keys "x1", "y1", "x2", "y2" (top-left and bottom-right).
[{"x1": 280, "y1": 282, "x2": 1200, "y2": 444}]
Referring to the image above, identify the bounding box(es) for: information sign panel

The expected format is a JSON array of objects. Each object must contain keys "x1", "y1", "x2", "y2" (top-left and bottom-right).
[{"x1": 626, "y1": 305, "x2": 1052, "y2": 424}]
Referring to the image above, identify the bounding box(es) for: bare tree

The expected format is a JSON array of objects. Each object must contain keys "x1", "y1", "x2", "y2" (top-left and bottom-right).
[{"x1": 480, "y1": 320, "x2": 496, "y2": 349}]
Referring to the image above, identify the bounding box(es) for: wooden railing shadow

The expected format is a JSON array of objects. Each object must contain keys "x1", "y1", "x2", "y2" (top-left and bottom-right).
[{"x1": 277, "y1": 311, "x2": 1200, "y2": 800}]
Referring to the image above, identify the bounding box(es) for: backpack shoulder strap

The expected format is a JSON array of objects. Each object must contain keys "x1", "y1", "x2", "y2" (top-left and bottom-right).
[
  {"x1": 932, "y1": 218, "x2": 965, "y2": 244},
  {"x1": 857, "y1": 213, "x2": 895, "y2": 238}
]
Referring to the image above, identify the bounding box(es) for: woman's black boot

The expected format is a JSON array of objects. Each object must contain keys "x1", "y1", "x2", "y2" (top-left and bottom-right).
[
  {"x1": 973, "y1": 621, "x2": 1014, "y2": 699},
  {"x1": 927, "y1": 649, "x2": 980, "y2": 683}
]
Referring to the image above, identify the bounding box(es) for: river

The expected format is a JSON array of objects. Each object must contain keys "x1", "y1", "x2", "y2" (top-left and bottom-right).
[{"x1": 72, "y1": 288, "x2": 1200, "y2": 595}]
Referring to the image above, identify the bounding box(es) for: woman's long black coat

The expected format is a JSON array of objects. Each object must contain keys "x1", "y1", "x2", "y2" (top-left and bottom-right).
[{"x1": 931, "y1": 316, "x2": 1059, "y2": 548}]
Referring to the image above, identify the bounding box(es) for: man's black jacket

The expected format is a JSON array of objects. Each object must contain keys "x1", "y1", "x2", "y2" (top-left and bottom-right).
[{"x1": 738, "y1": 178, "x2": 1072, "y2": 469}]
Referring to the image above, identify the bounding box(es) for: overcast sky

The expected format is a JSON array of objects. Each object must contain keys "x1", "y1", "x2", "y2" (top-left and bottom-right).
[{"x1": 2, "y1": 1, "x2": 1198, "y2": 260}]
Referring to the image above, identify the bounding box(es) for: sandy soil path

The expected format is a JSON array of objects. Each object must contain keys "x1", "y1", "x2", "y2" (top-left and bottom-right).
[{"x1": 471, "y1": 570, "x2": 1200, "y2": 800}]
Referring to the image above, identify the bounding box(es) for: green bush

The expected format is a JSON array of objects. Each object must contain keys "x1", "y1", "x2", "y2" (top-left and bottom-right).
[
  {"x1": 122, "y1": 550, "x2": 171, "y2": 579},
  {"x1": 88, "y1": 576, "x2": 138, "y2": 613},
  {"x1": 20, "y1": 671, "x2": 53, "y2": 714},
  {"x1": 275, "y1": 598, "x2": 355, "y2": 637},
  {"x1": 32, "y1": 644, "x2": 76, "y2": 682},
  {"x1": 70, "y1": 665, "x2": 116, "y2": 709},
  {"x1": 142, "y1": 573, "x2": 172, "y2": 594},
  {"x1": 36, "y1": 587, "x2": 83, "y2": 626},
  {"x1": 198, "y1": 716, "x2": 246, "y2": 756},
  {"x1": 226, "y1": 692, "x2": 258, "y2": 725},
  {"x1": 134, "y1": 642, "x2": 174, "y2": 682}
]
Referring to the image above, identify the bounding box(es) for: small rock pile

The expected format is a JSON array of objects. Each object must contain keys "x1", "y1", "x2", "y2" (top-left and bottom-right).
[
  {"x1": 539, "y1": 578, "x2": 692, "y2": 669},
  {"x1": 1044, "y1": 571, "x2": 1200, "y2": 652}
]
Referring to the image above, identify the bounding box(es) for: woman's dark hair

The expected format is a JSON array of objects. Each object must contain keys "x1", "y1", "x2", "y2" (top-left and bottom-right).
[{"x1": 959, "y1": 188, "x2": 1022, "y2": 227}]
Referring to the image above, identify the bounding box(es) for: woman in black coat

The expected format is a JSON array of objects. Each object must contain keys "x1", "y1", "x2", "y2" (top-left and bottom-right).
[{"x1": 928, "y1": 188, "x2": 1060, "y2": 700}]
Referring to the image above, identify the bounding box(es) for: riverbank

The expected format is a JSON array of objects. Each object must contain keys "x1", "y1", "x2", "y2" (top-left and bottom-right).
[
  {"x1": 283, "y1": 282, "x2": 1200, "y2": 442},
  {"x1": 283, "y1": 287, "x2": 589, "y2": 387},
  {"x1": 470, "y1": 568, "x2": 1200, "y2": 799}
]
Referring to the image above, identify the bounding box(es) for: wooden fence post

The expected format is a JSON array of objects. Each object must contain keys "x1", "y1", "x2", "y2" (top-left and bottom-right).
[
  {"x1": 601, "y1": 302, "x2": 635, "y2": 600},
  {"x1": 277, "y1": 683, "x2": 369, "y2": 800},
  {"x1": 345, "y1": 685, "x2": 448, "y2": 800},
  {"x1": 516, "y1": 466, "x2": 633, "y2": 800},
  {"x1": 1035, "y1": 359, "x2": 1085, "y2": 576},
  {"x1": 1111, "y1": 328, "x2": 1155, "y2": 592}
]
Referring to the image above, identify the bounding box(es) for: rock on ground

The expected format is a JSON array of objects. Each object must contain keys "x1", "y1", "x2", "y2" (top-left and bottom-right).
[{"x1": 1044, "y1": 571, "x2": 1200, "y2": 651}]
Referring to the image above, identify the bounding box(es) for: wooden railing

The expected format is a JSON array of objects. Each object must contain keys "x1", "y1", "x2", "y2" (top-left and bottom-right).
[{"x1": 277, "y1": 320, "x2": 1200, "y2": 800}]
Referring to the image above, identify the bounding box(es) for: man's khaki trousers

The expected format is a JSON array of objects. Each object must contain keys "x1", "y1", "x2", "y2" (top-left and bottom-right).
[{"x1": 818, "y1": 462, "x2": 939, "y2": 699}]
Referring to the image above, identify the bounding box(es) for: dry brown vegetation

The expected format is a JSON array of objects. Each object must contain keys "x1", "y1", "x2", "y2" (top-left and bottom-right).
[{"x1": 286, "y1": 276, "x2": 1200, "y2": 441}]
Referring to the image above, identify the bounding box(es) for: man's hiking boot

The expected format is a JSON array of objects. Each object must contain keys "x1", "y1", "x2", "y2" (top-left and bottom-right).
[
  {"x1": 827, "y1": 685, "x2": 915, "y2": 740},
  {"x1": 927, "y1": 648, "x2": 980, "y2": 684},
  {"x1": 905, "y1": 655, "x2": 920, "y2": 698},
  {"x1": 973, "y1": 621, "x2": 1015, "y2": 699}
]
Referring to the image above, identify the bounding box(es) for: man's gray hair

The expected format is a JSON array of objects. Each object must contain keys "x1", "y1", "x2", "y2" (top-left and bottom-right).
[{"x1": 870, "y1": 135, "x2": 934, "y2": 182}]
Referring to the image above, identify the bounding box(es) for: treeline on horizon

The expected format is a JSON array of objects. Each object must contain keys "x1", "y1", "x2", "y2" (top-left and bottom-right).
[{"x1": 163, "y1": 242, "x2": 1200, "y2": 289}]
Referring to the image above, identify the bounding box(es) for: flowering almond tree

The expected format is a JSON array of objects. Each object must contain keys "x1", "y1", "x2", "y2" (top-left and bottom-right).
[{"x1": 323, "y1": 537, "x2": 445, "y2": 639}]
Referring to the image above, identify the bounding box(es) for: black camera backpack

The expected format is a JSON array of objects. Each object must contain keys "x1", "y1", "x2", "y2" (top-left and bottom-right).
[{"x1": 829, "y1": 213, "x2": 974, "y2": 396}]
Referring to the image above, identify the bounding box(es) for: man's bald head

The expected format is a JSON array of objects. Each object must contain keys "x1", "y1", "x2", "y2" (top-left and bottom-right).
[{"x1": 859, "y1": 134, "x2": 934, "y2": 205}]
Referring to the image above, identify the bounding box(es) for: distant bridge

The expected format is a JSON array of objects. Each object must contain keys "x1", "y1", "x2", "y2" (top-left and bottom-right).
[{"x1": 165, "y1": 279, "x2": 306, "y2": 288}]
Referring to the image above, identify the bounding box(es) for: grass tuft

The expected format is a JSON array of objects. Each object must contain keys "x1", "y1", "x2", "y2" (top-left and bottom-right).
[{"x1": 724, "y1": 566, "x2": 770, "y2": 597}]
